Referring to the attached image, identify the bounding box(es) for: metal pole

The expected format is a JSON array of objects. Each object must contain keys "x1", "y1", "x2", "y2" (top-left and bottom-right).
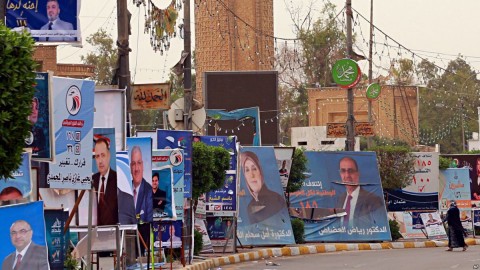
[
  {"x1": 115, "y1": 225, "x2": 121, "y2": 270},
  {"x1": 86, "y1": 189, "x2": 94, "y2": 269},
  {"x1": 345, "y1": 0, "x2": 356, "y2": 151},
  {"x1": 367, "y1": 0, "x2": 373, "y2": 149}
]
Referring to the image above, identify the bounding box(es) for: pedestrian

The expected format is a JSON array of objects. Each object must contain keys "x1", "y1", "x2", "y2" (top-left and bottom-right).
[{"x1": 443, "y1": 201, "x2": 468, "y2": 251}]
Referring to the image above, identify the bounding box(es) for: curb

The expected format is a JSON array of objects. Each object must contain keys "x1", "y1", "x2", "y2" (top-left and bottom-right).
[{"x1": 183, "y1": 238, "x2": 480, "y2": 270}]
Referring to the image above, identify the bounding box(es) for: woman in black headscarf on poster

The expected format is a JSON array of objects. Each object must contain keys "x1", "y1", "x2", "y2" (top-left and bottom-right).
[
  {"x1": 444, "y1": 201, "x2": 468, "y2": 251},
  {"x1": 241, "y1": 151, "x2": 285, "y2": 223}
]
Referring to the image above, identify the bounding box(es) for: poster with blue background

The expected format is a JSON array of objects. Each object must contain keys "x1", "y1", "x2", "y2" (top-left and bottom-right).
[
  {"x1": 194, "y1": 135, "x2": 237, "y2": 212},
  {"x1": 0, "y1": 152, "x2": 31, "y2": 201},
  {"x1": 6, "y1": 0, "x2": 80, "y2": 42},
  {"x1": 237, "y1": 147, "x2": 294, "y2": 246},
  {"x1": 152, "y1": 149, "x2": 184, "y2": 220},
  {"x1": 0, "y1": 201, "x2": 49, "y2": 269},
  {"x1": 26, "y1": 72, "x2": 53, "y2": 160},
  {"x1": 44, "y1": 209, "x2": 69, "y2": 270},
  {"x1": 157, "y1": 129, "x2": 192, "y2": 198},
  {"x1": 48, "y1": 77, "x2": 94, "y2": 189},
  {"x1": 290, "y1": 151, "x2": 391, "y2": 242}
]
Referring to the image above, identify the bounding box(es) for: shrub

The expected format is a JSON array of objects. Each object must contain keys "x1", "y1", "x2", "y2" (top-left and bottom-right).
[
  {"x1": 389, "y1": 219, "x2": 402, "y2": 241},
  {"x1": 291, "y1": 218, "x2": 305, "y2": 244},
  {"x1": 193, "y1": 229, "x2": 203, "y2": 255}
]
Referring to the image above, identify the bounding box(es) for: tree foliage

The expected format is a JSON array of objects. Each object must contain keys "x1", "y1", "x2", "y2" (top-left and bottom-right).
[
  {"x1": 0, "y1": 25, "x2": 37, "y2": 179},
  {"x1": 80, "y1": 28, "x2": 117, "y2": 85},
  {"x1": 368, "y1": 145, "x2": 415, "y2": 189},
  {"x1": 191, "y1": 142, "x2": 230, "y2": 201}
]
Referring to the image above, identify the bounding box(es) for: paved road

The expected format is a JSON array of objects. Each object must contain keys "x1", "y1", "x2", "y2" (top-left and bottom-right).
[{"x1": 217, "y1": 245, "x2": 480, "y2": 270}]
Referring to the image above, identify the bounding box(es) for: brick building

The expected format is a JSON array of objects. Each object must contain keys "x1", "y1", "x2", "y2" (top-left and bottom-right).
[
  {"x1": 194, "y1": 0, "x2": 274, "y2": 103},
  {"x1": 33, "y1": 45, "x2": 94, "y2": 78},
  {"x1": 307, "y1": 85, "x2": 419, "y2": 145}
]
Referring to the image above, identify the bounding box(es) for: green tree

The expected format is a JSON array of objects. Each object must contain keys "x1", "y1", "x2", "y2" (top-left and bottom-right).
[
  {"x1": 80, "y1": 28, "x2": 117, "y2": 85},
  {"x1": 0, "y1": 26, "x2": 37, "y2": 179},
  {"x1": 368, "y1": 144, "x2": 415, "y2": 189},
  {"x1": 285, "y1": 148, "x2": 308, "y2": 205},
  {"x1": 191, "y1": 142, "x2": 230, "y2": 203}
]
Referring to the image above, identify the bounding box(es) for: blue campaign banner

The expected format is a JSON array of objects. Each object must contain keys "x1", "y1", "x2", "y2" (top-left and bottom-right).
[
  {"x1": 206, "y1": 173, "x2": 236, "y2": 212},
  {"x1": 48, "y1": 77, "x2": 95, "y2": 189},
  {"x1": 26, "y1": 72, "x2": 53, "y2": 160},
  {"x1": 0, "y1": 201, "x2": 49, "y2": 269},
  {"x1": 0, "y1": 152, "x2": 31, "y2": 201},
  {"x1": 44, "y1": 209, "x2": 69, "y2": 270},
  {"x1": 157, "y1": 129, "x2": 192, "y2": 198},
  {"x1": 290, "y1": 151, "x2": 391, "y2": 242},
  {"x1": 6, "y1": 0, "x2": 80, "y2": 43},
  {"x1": 474, "y1": 209, "x2": 480, "y2": 227},
  {"x1": 115, "y1": 151, "x2": 137, "y2": 225},
  {"x1": 153, "y1": 220, "x2": 183, "y2": 249},
  {"x1": 439, "y1": 168, "x2": 471, "y2": 210},
  {"x1": 193, "y1": 136, "x2": 237, "y2": 171},
  {"x1": 237, "y1": 147, "x2": 294, "y2": 246},
  {"x1": 127, "y1": 137, "x2": 153, "y2": 223},
  {"x1": 152, "y1": 149, "x2": 184, "y2": 221},
  {"x1": 385, "y1": 189, "x2": 438, "y2": 211}
]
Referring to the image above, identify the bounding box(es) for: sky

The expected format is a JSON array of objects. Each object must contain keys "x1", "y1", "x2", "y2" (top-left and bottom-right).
[{"x1": 55, "y1": 0, "x2": 480, "y2": 84}]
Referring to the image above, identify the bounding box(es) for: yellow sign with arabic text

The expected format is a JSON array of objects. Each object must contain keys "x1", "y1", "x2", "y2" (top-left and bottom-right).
[{"x1": 131, "y1": 83, "x2": 170, "y2": 110}]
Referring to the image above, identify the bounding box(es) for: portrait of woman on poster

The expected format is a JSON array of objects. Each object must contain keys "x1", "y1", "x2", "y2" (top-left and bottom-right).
[{"x1": 241, "y1": 151, "x2": 286, "y2": 223}]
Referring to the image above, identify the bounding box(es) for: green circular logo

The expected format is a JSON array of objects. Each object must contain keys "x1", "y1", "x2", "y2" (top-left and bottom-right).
[
  {"x1": 366, "y1": 83, "x2": 381, "y2": 100},
  {"x1": 332, "y1": 59, "x2": 361, "y2": 88}
]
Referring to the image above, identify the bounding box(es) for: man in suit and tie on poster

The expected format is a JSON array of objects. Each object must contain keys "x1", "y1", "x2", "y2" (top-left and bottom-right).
[
  {"x1": 2, "y1": 220, "x2": 49, "y2": 270},
  {"x1": 335, "y1": 156, "x2": 384, "y2": 228},
  {"x1": 130, "y1": 145, "x2": 153, "y2": 223},
  {"x1": 39, "y1": 0, "x2": 75, "y2": 42},
  {"x1": 92, "y1": 137, "x2": 118, "y2": 225}
]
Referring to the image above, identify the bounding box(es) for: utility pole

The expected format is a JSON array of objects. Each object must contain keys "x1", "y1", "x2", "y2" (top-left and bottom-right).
[
  {"x1": 183, "y1": 0, "x2": 192, "y2": 130},
  {"x1": 367, "y1": 0, "x2": 373, "y2": 148},
  {"x1": 117, "y1": 0, "x2": 131, "y2": 136},
  {"x1": 182, "y1": 0, "x2": 193, "y2": 266},
  {"x1": 0, "y1": 0, "x2": 5, "y2": 22},
  {"x1": 345, "y1": 0, "x2": 356, "y2": 151}
]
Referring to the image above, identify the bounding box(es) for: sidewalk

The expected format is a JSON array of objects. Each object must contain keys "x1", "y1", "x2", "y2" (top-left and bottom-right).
[{"x1": 98, "y1": 238, "x2": 479, "y2": 269}]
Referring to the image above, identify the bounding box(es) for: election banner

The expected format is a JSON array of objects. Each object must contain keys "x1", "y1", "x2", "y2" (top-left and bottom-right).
[
  {"x1": 44, "y1": 209, "x2": 69, "y2": 270},
  {"x1": 290, "y1": 151, "x2": 391, "y2": 242},
  {"x1": 115, "y1": 151, "x2": 137, "y2": 225},
  {"x1": 442, "y1": 154, "x2": 480, "y2": 206},
  {"x1": 420, "y1": 212, "x2": 447, "y2": 240},
  {"x1": 6, "y1": 0, "x2": 81, "y2": 43},
  {"x1": 0, "y1": 201, "x2": 49, "y2": 269},
  {"x1": 206, "y1": 216, "x2": 235, "y2": 253},
  {"x1": 0, "y1": 152, "x2": 31, "y2": 201},
  {"x1": 157, "y1": 129, "x2": 193, "y2": 198},
  {"x1": 385, "y1": 152, "x2": 439, "y2": 211},
  {"x1": 194, "y1": 218, "x2": 213, "y2": 253},
  {"x1": 126, "y1": 137, "x2": 153, "y2": 224},
  {"x1": 274, "y1": 147, "x2": 295, "y2": 190},
  {"x1": 439, "y1": 168, "x2": 471, "y2": 211},
  {"x1": 47, "y1": 77, "x2": 95, "y2": 189},
  {"x1": 238, "y1": 147, "x2": 294, "y2": 246},
  {"x1": 153, "y1": 221, "x2": 183, "y2": 249},
  {"x1": 387, "y1": 212, "x2": 427, "y2": 239},
  {"x1": 26, "y1": 72, "x2": 54, "y2": 160},
  {"x1": 152, "y1": 149, "x2": 184, "y2": 220},
  {"x1": 94, "y1": 88, "x2": 126, "y2": 151}
]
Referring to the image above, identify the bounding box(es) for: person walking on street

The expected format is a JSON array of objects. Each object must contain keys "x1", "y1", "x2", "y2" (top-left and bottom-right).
[{"x1": 443, "y1": 201, "x2": 468, "y2": 251}]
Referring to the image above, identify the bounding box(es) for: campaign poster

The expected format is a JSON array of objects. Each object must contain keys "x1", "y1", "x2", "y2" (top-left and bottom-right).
[
  {"x1": 6, "y1": 0, "x2": 81, "y2": 43},
  {"x1": 439, "y1": 168, "x2": 471, "y2": 211},
  {"x1": 94, "y1": 89, "x2": 126, "y2": 151},
  {"x1": 115, "y1": 151, "x2": 137, "y2": 225},
  {"x1": 26, "y1": 72, "x2": 54, "y2": 160},
  {"x1": 442, "y1": 154, "x2": 480, "y2": 206},
  {"x1": 44, "y1": 209, "x2": 69, "y2": 270},
  {"x1": 152, "y1": 149, "x2": 184, "y2": 220},
  {"x1": 473, "y1": 209, "x2": 480, "y2": 228},
  {"x1": 205, "y1": 216, "x2": 235, "y2": 252},
  {"x1": 157, "y1": 129, "x2": 192, "y2": 198},
  {"x1": 126, "y1": 137, "x2": 153, "y2": 224},
  {"x1": 77, "y1": 128, "x2": 118, "y2": 226},
  {"x1": 153, "y1": 221, "x2": 183, "y2": 249},
  {"x1": 47, "y1": 77, "x2": 95, "y2": 189},
  {"x1": 237, "y1": 147, "x2": 294, "y2": 246},
  {"x1": 274, "y1": 147, "x2": 295, "y2": 190},
  {"x1": 419, "y1": 212, "x2": 447, "y2": 240},
  {"x1": 387, "y1": 212, "x2": 427, "y2": 239},
  {"x1": 385, "y1": 152, "x2": 439, "y2": 211},
  {"x1": 194, "y1": 218, "x2": 213, "y2": 253},
  {"x1": 290, "y1": 151, "x2": 391, "y2": 242},
  {"x1": 0, "y1": 152, "x2": 31, "y2": 201},
  {"x1": 0, "y1": 201, "x2": 49, "y2": 269}
]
